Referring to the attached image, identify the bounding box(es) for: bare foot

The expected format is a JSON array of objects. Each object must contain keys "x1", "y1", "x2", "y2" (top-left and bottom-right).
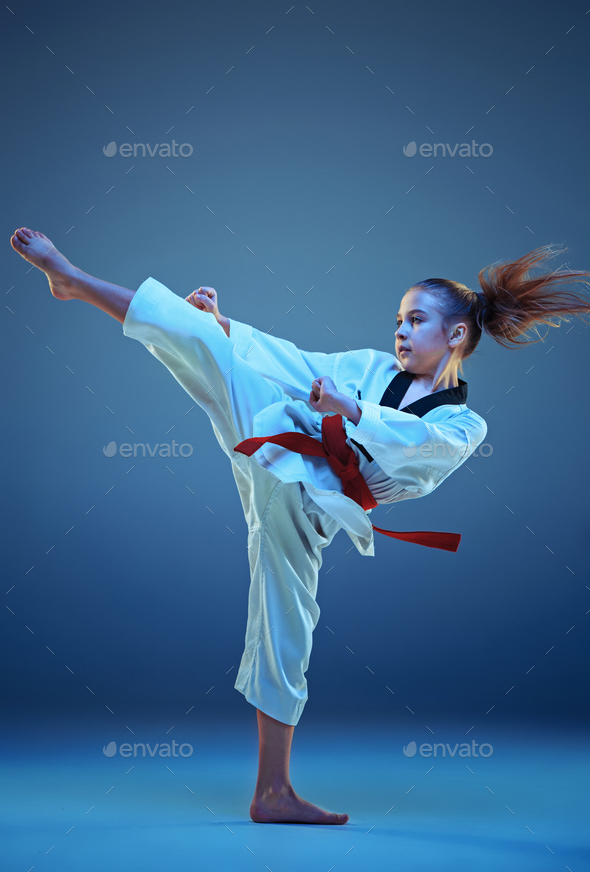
[
  {"x1": 250, "y1": 785, "x2": 349, "y2": 824},
  {"x1": 10, "y1": 227, "x2": 81, "y2": 300}
]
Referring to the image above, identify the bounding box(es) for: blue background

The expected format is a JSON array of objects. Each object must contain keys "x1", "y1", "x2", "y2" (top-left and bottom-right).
[{"x1": 1, "y1": 1, "x2": 589, "y2": 869}]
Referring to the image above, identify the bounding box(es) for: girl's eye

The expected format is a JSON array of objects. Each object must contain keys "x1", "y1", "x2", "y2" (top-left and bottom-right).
[{"x1": 396, "y1": 317, "x2": 422, "y2": 326}]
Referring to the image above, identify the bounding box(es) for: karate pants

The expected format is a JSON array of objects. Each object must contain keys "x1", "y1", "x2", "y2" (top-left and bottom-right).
[{"x1": 122, "y1": 278, "x2": 342, "y2": 726}]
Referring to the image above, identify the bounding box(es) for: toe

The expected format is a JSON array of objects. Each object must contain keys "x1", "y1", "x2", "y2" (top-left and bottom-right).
[
  {"x1": 22, "y1": 228, "x2": 33, "y2": 237},
  {"x1": 16, "y1": 229, "x2": 29, "y2": 244}
]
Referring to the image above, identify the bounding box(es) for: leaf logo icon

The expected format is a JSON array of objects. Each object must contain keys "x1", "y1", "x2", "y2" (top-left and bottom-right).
[
  {"x1": 402, "y1": 442, "x2": 417, "y2": 458},
  {"x1": 103, "y1": 441, "x2": 117, "y2": 457},
  {"x1": 103, "y1": 741, "x2": 117, "y2": 757},
  {"x1": 103, "y1": 141, "x2": 117, "y2": 157},
  {"x1": 403, "y1": 141, "x2": 417, "y2": 157},
  {"x1": 403, "y1": 741, "x2": 417, "y2": 757}
]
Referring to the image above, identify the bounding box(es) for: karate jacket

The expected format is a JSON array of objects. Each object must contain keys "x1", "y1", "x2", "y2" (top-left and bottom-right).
[{"x1": 227, "y1": 319, "x2": 488, "y2": 558}]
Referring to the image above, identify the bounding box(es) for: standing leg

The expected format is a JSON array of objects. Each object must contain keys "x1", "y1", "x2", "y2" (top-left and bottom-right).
[
  {"x1": 236, "y1": 479, "x2": 337, "y2": 724},
  {"x1": 254, "y1": 710, "x2": 296, "y2": 800},
  {"x1": 239, "y1": 476, "x2": 346, "y2": 823},
  {"x1": 252, "y1": 710, "x2": 348, "y2": 824}
]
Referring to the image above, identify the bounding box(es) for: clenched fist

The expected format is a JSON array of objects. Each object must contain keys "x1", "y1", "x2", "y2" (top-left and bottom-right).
[
  {"x1": 185, "y1": 286, "x2": 219, "y2": 317},
  {"x1": 309, "y1": 376, "x2": 362, "y2": 425},
  {"x1": 309, "y1": 376, "x2": 339, "y2": 414}
]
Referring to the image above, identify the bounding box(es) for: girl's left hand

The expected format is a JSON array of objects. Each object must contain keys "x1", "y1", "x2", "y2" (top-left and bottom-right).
[{"x1": 309, "y1": 376, "x2": 340, "y2": 414}]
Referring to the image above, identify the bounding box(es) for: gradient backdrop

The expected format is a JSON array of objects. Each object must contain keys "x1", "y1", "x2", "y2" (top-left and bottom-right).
[{"x1": 1, "y1": 1, "x2": 589, "y2": 870}]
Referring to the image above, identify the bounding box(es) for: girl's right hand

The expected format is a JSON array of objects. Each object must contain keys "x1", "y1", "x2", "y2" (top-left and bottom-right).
[{"x1": 185, "y1": 286, "x2": 219, "y2": 316}]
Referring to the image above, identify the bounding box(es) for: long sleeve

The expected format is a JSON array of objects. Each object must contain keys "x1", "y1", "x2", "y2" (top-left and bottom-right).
[
  {"x1": 228, "y1": 318, "x2": 343, "y2": 401},
  {"x1": 344, "y1": 399, "x2": 487, "y2": 496}
]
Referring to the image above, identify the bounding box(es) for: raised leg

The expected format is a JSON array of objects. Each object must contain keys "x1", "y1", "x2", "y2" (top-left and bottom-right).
[
  {"x1": 10, "y1": 227, "x2": 287, "y2": 453},
  {"x1": 11, "y1": 226, "x2": 348, "y2": 823},
  {"x1": 10, "y1": 227, "x2": 135, "y2": 323}
]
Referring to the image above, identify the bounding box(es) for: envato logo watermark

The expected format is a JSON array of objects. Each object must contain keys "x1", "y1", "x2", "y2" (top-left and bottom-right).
[
  {"x1": 402, "y1": 740, "x2": 493, "y2": 758},
  {"x1": 103, "y1": 441, "x2": 194, "y2": 458},
  {"x1": 103, "y1": 140, "x2": 193, "y2": 158},
  {"x1": 403, "y1": 141, "x2": 493, "y2": 158},
  {"x1": 402, "y1": 442, "x2": 493, "y2": 459},
  {"x1": 103, "y1": 740, "x2": 193, "y2": 758}
]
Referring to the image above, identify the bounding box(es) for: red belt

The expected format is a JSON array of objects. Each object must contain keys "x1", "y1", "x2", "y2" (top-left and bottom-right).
[{"x1": 233, "y1": 414, "x2": 461, "y2": 553}]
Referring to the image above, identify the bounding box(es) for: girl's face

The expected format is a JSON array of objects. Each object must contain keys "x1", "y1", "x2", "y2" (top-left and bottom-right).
[{"x1": 395, "y1": 289, "x2": 459, "y2": 372}]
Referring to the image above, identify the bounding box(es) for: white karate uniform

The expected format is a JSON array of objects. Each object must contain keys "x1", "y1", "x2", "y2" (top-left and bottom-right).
[{"x1": 122, "y1": 277, "x2": 487, "y2": 725}]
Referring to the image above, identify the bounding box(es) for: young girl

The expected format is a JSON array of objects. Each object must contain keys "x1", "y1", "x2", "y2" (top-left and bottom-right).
[{"x1": 10, "y1": 228, "x2": 590, "y2": 825}]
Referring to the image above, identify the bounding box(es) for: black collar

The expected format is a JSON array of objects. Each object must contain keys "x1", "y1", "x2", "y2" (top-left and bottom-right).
[
  {"x1": 351, "y1": 370, "x2": 468, "y2": 463},
  {"x1": 379, "y1": 369, "x2": 468, "y2": 417}
]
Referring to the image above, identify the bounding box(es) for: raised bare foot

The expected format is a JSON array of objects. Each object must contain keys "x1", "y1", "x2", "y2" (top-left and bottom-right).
[
  {"x1": 10, "y1": 227, "x2": 81, "y2": 300},
  {"x1": 250, "y1": 785, "x2": 349, "y2": 825}
]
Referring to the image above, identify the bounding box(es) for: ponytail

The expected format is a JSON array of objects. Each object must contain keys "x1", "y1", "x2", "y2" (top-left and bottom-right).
[
  {"x1": 412, "y1": 246, "x2": 590, "y2": 370},
  {"x1": 476, "y1": 246, "x2": 590, "y2": 349}
]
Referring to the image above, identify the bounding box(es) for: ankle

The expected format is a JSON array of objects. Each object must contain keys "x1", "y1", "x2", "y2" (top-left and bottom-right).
[
  {"x1": 59, "y1": 267, "x2": 87, "y2": 300},
  {"x1": 254, "y1": 781, "x2": 294, "y2": 801}
]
